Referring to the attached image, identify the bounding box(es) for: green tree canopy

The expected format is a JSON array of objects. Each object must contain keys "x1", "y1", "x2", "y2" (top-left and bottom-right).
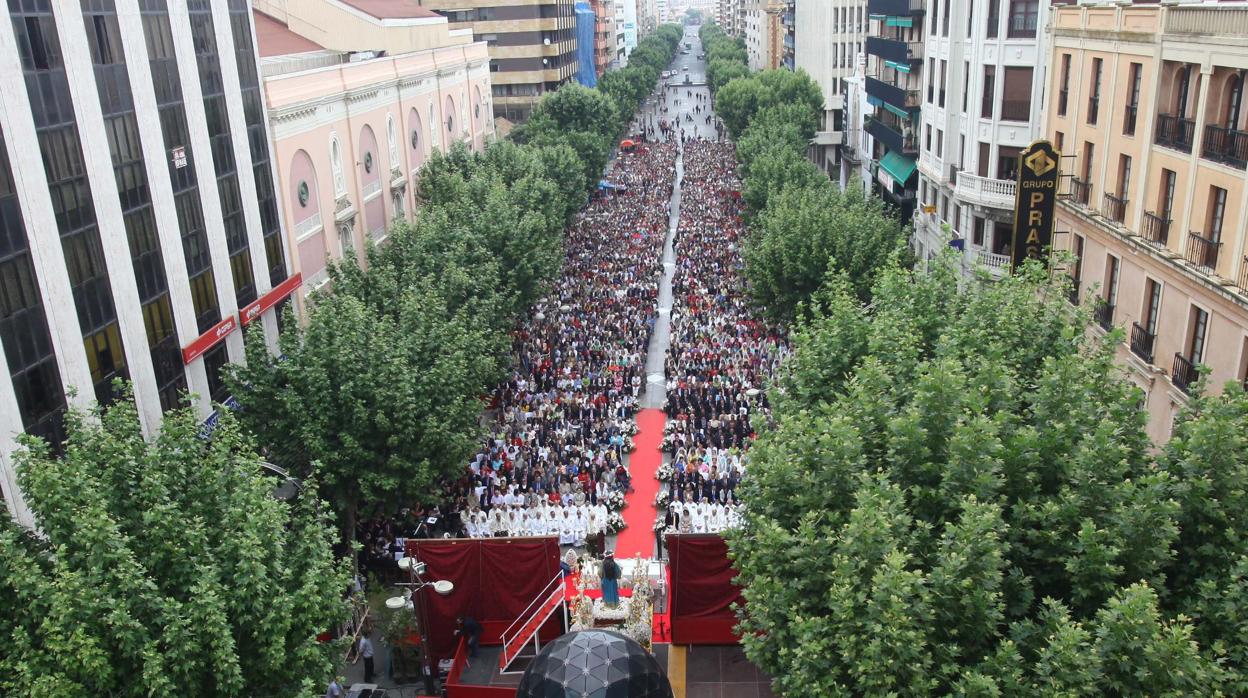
[
  {"x1": 730, "y1": 256, "x2": 1248, "y2": 696},
  {"x1": 716, "y1": 69, "x2": 823, "y2": 140},
  {"x1": 0, "y1": 391, "x2": 349, "y2": 697}
]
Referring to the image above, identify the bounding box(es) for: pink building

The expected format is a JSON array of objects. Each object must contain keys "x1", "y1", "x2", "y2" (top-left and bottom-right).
[{"x1": 254, "y1": 1, "x2": 494, "y2": 311}]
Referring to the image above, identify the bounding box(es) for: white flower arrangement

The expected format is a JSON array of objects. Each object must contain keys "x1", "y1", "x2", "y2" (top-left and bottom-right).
[
  {"x1": 593, "y1": 597, "x2": 630, "y2": 620},
  {"x1": 656, "y1": 463, "x2": 675, "y2": 482},
  {"x1": 654, "y1": 490, "x2": 671, "y2": 509},
  {"x1": 653, "y1": 517, "x2": 667, "y2": 534},
  {"x1": 606, "y1": 512, "x2": 627, "y2": 534},
  {"x1": 605, "y1": 490, "x2": 627, "y2": 512}
]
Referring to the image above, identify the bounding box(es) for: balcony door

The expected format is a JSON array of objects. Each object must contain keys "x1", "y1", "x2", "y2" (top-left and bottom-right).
[
  {"x1": 1189, "y1": 306, "x2": 1209, "y2": 364},
  {"x1": 1143, "y1": 279, "x2": 1161, "y2": 336},
  {"x1": 1176, "y1": 65, "x2": 1193, "y2": 119}
]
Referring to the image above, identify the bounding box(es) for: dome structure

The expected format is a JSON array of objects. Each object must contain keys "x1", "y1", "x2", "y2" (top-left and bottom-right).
[{"x1": 515, "y1": 629, "x2": 673, "y2": 698}]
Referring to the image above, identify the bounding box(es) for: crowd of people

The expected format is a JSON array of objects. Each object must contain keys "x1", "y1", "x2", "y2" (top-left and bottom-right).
[
  {"x1": 463, "y1": 500, "x2": 611, "y2": 544},
  {"x1": 659, "y1": 138, "x2": 789, "y2": 521}
]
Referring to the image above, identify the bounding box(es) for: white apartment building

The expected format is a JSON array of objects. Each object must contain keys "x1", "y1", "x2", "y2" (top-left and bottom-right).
[
  {"x1": 618, "y1": 0, "x2": 639, "y2": 61},
  {"x1": 0, "y1": 0, "x2": 295, "y2": 525},
  {"x1": 794, "y1": 0, "x2": 866, "y2": 177},
  {"x1": 911, "y1": 0, "x2": 1052, "y2": 272}
]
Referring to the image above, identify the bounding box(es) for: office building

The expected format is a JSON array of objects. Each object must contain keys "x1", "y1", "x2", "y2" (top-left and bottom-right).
[
  {"x1": 911, "y1": 0, "x2": 1054, "y2": 274},
  {"x1": 718, "y1": 0, "x2": 743, "y2": 37},
  {"x1": 744, "y1": 1, "x2": 784, "y2": 71},
  {"x1": 794, "y1": 0, "x2": 865, "y2": 178},
  {"x1": 591, "y1": 0, "x2": 618, "y2": 74},
  {"x1": 862, "y1": 0, "x2": 924, "y2": 220},
  {"x1": 253, "y1": 1, "x2": 494, "y2": 311},
  {"x1": 416, "y1": 0, "x2": 579, "y2": 122},
  {"x1": 0, "y1": 0, "x2": 297, "y2": 525},
  {"x1": 1046, "y1": 2, "x2": 1248, "y2": 443}
]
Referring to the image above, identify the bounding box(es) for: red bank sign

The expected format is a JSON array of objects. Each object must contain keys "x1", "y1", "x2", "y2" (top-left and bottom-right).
[
  {"x1": 181, "y1": 315, "x2": 238, "y2": 365},
  {"x1": 181, "y1": 273, "x2": 303, "y2": 365},
  {"x1": 240, "y1": 272, "x2": 302, "y2": 326}
]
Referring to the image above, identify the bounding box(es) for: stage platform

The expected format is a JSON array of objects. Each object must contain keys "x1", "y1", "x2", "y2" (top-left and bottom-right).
[
  {"x1": 456, "y1": 646, "x2": 523, "y2": 688},
  {"x1": 684, "y1": 645, "x2": 774, "y2": 698}
]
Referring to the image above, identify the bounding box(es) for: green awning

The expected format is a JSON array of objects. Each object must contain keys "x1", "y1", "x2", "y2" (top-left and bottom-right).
[
  {"x1": 882, "y1": 101, "x2": 911, "y2": 118},
  {"x1": 884, "y1": 60, "x2": 911, "y2": 73},
  {"x1": 886, "y1": 17, "x2": 913, "y2": 27},
  {"x1": 879, "y1": 150, "x2": 917, "y2": 184}
]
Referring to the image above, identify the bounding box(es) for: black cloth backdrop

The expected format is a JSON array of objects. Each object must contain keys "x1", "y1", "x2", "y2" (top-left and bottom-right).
[{"x1": 666, "y1": 533, "x2": 744, "y2": 644}]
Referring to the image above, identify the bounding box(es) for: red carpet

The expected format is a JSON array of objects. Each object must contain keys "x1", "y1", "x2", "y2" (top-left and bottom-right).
[{"x1": 616, "y1": 408, "x2": 665, "y2": 558}]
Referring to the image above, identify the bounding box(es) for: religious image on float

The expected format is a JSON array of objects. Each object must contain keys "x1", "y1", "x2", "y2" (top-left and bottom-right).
[{"x1": 655, "y1": 139, "x2": 787, "y2": 539}]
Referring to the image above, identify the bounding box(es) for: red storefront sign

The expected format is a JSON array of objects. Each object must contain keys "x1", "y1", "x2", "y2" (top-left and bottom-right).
[
  {"x1": 239, "y1": 272, "x2": 302, "y2": 326},
  {"x1": 182, "y1": 315, "x2": 238, "y2": 365}
]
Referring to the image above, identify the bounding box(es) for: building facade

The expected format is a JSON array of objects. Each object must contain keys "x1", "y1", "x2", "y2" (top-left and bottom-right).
[
  {"x1": 744, "y1": 1, "x2": 784, "y2": 71},
  {"x1": 591, "y1": 0, "x2": 618, "y2": 74},
  {"x1": 911, "y1": 0, "x2": 1054, "y2": 274},
  {"x1": 780, "y1": 0, "x2": 794, "y2": 70},
  {"x1": 415, "y1": 0, "x2": 579, "y2": 122},
  {"x1": 0, "y1": 0, "x2": 297, "y2": 525},
  {"x1": 618, "y1": 0, "x2": 639, "y2": 62},
  {"x1": 862, "y1": 0, "x2": 925, "y2": 220},
  {"x1": 575, "y1": 1, "x2": 598, "y2": 85},
  {"x1": 1046, "y1": 2, "x2": 1248, "y2": 444},
  {"x1": 718, "y1": 0, "x2": 743, "y2": 37},
  {"x1": 794, "y1": 0, "x2": 866, "y2": 178},
  {"x1": 253, "y1": 2, "x2": 494, "y2": 315}
]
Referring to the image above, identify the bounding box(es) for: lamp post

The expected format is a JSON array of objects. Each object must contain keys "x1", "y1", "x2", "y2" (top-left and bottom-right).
[{"x1": 387, "y1": 557, "x2": 454, "y2": 695}]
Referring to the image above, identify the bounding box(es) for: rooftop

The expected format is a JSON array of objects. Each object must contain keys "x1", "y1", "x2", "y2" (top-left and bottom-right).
[
  {"x1": 338, "y1": 0, "x2": 440, "y2": 20},
  {"x1": 253, "y1": 11, "x2": 325, "y2": 58}
]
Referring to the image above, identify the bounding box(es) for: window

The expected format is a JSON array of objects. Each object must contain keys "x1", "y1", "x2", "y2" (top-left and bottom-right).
[
  {"x1": 1072, "y1": 234, "x2": 1084, "y2": 286},
  {"x1": 978, "y1": 142, "x2": 990, "y2": 177},
  {"x1": 928, "y1": 58, "x2": 936, "y2": 102},
  {"x1": 942, "y1": 0, "x2": 950, "y2": 36},
  {"x1": 936, "y1": 128, "x2": 944, "y2": 154},
  {"x1": 1160, "y1": 169, "x2": 1176, "y2": 220},
  {"x1": 1176, "y1": 65, "x2": 1193, "y2": 118},
  {"x1": 1117, "y1": 155, "x2": 1132, "y2": 200},
  {"x1": 973, "y1": 217, "x2": 985, "y2": 246},
  {"x1": 330, "y1": 135, "x2": 345, "y2": 196},
  {"x1": 962, "y1": 61, "x2": 970, "y2": 112},
  {"x1": 1082, "y1": 141, "x2": 1095, "y2": 184},
  {"x1": 1189, "y1": 306, "x2": 1209, "y2": 364},
  {"x1": 1001, "y1": 67, "x2": 1033, "y2": 122},
  {"x1": 1055, "y1": 131, "x2": 1064, "y2": 153},
  {"x1": 939, "y1": 61, "x2": 947, "y2": 108},
  {"x1": 386, "y1": 115, "x2": 399, "y2": 169},
  {"x1": 997, "y1": 146, "x2": 1020, "y2": 181},
  {"x1": 987, "y1": 0, "x2": 1000, "y2": 38},
  {"x1": 1088, "y1": 58, "x2": 1102, "y2": 124},
  {"x1": 1058, "y1": 53, "x2": 1070, "y2": 116},
  {"x1": 338, "y1": 222, "x2": 354, "y2": 258},
  {"x1": 1124, "y1": 63, "x2": 1142, "y2": 135},
  {"x1": 982, "y1": 65, "x2": 995, "y2": 119},
  {"x1": 925, "y1": 123, "x2": 932, "y2": 152},
  {"x1": 1105, "y1": 254, "x2": 1121, "y2": 312},
  {"x1": 1143, "y1": 279, "x2": 1161, "y2": 336},
  {"x1": 967, "y1": 2, "x2": 974, "y2": 37},
  {"x1": 1008, "y1": 0, "x2": 1038, "y2": 38},
  {"x1": 1226, "y1": 72, "x2": 1244, "y2": 128},
  {"x1": 930, "y1": 0, "x2": 938, "y2": 35},
  {"x1": 1209, "y1": 186, "x2": 1227, "y2": 244}
]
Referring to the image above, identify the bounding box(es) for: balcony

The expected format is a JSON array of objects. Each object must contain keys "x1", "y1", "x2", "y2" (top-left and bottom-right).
[
  {"x1": 812, "y1": 130, "x2": 843, "y2": 146},
  {"x1": 867, "y1": 0, "x2": 924, "y2": 16},
  {"x1": 953, "y1": 170, "x2": 1017, "y2": 210},
  {"x1": 1172, "y1": 353, "x2": 1200, "y2": 395},
  {"x1": 865, "y1": 36, "x2": 923, "y2": 64},
  {"x1": 975, "y1": 248, "x2": 1011, "y2": 273},
  {"x1": 1095, "y1": 301, "x2": 1115, "y2": 331},
  {"x1": 866, "y1": 76, "x2": 921, "y2": 112},
  {"x1": 1000, "y1": 99, "x2": 1031, "y2": 123},
  {"x1": 1130, "y1": 322, "x2": 1155, "y2": 364},
  {"x1": 866, "y1": 115, "x2": 917, "y2": 155},
  {"x1": 1069, "y1": 178, "x2": 1091, "y2": 207},
  {"x1": 1201, "y1": 124, "x2": 1248, "y2": 169},
  {"x1": 1007, "y1": 13, "x2": 1037, "y2": 39},
  {"x1": 1155, "y1": 114, "x2": 1196, "y2": 153},
  {"x1": 1185, "y1": 232, "x2": 1221, "y2": 274},
  {"x1": 1101, "y1": 193, "x2": 1127, "y2": 224},
  {"x1": 1141, "y1": 211, "x2": 1170, "y2": 246}
]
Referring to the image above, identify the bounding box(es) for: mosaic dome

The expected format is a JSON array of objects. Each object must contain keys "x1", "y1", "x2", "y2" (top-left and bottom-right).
[{"x1": 515, "y1": 629, "x2": 673, "y2": 698}]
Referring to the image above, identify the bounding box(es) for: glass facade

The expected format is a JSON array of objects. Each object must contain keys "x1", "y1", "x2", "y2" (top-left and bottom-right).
[
  {"x1": 187, "y1": 0, "x2": 255, "y2": 312},
  {"x1": 139, "y1": 0, "x2": 228, "y2": 394},
  {"x1": 11, "y1": 0, "x2": 128, "y2": 406},
  {"x1": 0, "y1": 126, "x2": 66, "y2": 447},
  {"x1": 83, "y1": 0, "x2": 186, "y2": 412}
]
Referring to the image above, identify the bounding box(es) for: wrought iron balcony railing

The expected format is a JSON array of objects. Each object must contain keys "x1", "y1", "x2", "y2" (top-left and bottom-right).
[
  {"x1": 1141, "y1": 211, "x2": 1170, "y2": 246},
  {"x1": 1156, "y1": 113, "x2": 1196, "y2": 153},
  {"x1": 1130, "y1": 322, "x2": 1155, "y2": 364},
  {"x1": 1101, "y1": 192, "x2": 1127, "y2": 223},
  {"x1": 1201, "y1": 124, "x2": 1248, "y2": 169},
  {"x1": 1185, "y1": 231, "x2": 1221, "y2": 274},
  {"x1": 1172, "y1": 353, "x2": 1199, "y2": 395},
  {"x1": 1095, "y1": 301, "x2": 1115, "y2": 331}
]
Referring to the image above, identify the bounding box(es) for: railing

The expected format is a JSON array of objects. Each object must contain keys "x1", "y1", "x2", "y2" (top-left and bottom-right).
[
  {"x1": 1008, "y1": 13, "x2": 1038, "y2": 38},
  {"x1": 293, "y1": 211, "x2": 323, "y2": 241},
  {"x1": 1130, "y1": 322, "x2": 1155, "y2": 364},
  {"x1": 1123, "y1": 104, "x2": 1138, "y2": 136},
  {"x1": 362, "y1": 179, "x2": 382, "y2": 199},
  {"x1": 1156, "y1": 114, "x2": 1196, "y2": 153},
  {"x1": 1101, "y1": 192, "x2": 1127, "y2": 223},
  {"x1": 1001, "y1": 99, "x2": 1031, "y2": 122},
  {"x1": 1185, "y1": 231, "x2": 1221, "y2": 274},
  {"x1": 1069, "y1": 178, "x2": 1090, "y2": 206},
  {"x1": 1172, "y1": 353, "x2": 1200, "y2": 395},
  {"x1": 976, "y1": 248, "x2": 1011, "y2": 271},
  {"x1": 907, "y1": 41, "x2": 925, "y2": 60},
  {"x1": 1141, "y1": 211, "x2": 1170, "y2": 246},
  {"x1": 1095, "y1": 301, "x2": 1115, "y2": 331},
  {"x1": 1164, "y1": 6, "x2": 1248, "y2": 37},
  {"x1": 866, "y1": 115, "x2": 918, "y2": 154},
  {"x1": 866, "y1": 0, "x2": 925, "y2": 16},
  {"x1": 866, "y1": 76, "x2": 922, "y2": 110},
  {"x1": 953, "y1": 170, "x2": 1017, "y2": 209},
  {"x1": 1201, "y1": 124, "x2": 1248, "y2": 169},
  {"x1": 499, "y1": 572, "x2": 564, "y2": 670}
]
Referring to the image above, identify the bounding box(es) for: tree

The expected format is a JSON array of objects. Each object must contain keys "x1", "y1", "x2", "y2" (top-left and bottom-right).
[
  {"x1": 729, "y1": 255, "x2": 1248, "y2": 695},
  {"x1": 739, "y1": 143, "x2": 826, "y2": 214},
  {"x1": 715, "y1": 69, "x2": 823, "y2": 139},
  {"x1": 227, "y1": 285, "x2": 500, "y2": 544},
  {"x1": 744, "y1": 178, "x2": 908, "y2": 322},
  {"x1": 0, "y1": 390, "x2": 349, "y2": 697}
]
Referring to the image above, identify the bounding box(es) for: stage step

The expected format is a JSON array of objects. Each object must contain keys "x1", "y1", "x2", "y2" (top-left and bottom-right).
[{"x1": 499, "y1": 573, "x2": 566, "y2": 673}]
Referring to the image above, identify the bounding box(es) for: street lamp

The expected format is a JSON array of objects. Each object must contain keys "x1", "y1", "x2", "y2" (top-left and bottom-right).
[
  {"x1": 258, "y1": 461, "x2": 302, "y2": 501},
  {"x1": 387, "y1": 557, "x2": 454, "y2": 694}
]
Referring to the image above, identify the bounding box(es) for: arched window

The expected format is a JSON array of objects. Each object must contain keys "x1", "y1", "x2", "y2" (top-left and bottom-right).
[
  {"x1": 330, "y1": 134, "x2": 345, "y2": 196},
  {"x1": 445, "y1": 95, "x2": 456, "y2": 135},
  {"x1": 429, "y1": 103, "x2": 439, "y2": 146},
  {"x1": 409, "y1": 107, "x2": 424, "y2": 170},
  {"x1": 386, "y1": 114, "x2": 399, "y2": 169},
  {"x1": 1226, "y1": 72, "x2": 1244, "y2": 129}
]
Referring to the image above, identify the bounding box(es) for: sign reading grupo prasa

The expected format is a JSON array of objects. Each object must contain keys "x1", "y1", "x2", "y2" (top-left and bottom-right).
[{"x1": 1012, "y1": 140, "x2": 1060, "y2": 271}]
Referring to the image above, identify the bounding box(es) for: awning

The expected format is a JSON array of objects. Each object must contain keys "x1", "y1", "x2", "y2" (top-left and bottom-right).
[
  {"x1": 879, "y1": 150, "x2": 917, "y2": 185},
  {"x1": 886, "y1": 17, "x2": 913, "y2": 27}
]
